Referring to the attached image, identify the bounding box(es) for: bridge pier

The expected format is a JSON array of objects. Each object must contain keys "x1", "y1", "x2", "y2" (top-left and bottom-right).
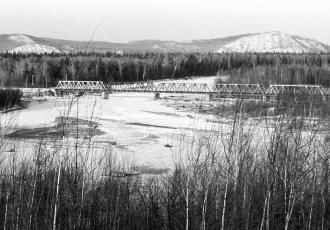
[
  {"x1": 263, "y1": 96, "x2": 269, "y2": 103},
  {"x1": 208, "y1": 93, "x2": 214, "y2": 101},
  {"x1": 154, "y1": 93, "x2": 160, "y2": 100},
  {"x1": 102, "y1": 91, "x2": 109, "y2": 99}
]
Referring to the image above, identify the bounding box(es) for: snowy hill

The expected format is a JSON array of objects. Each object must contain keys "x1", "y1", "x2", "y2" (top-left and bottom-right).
[
  {"x1": 0, "y1": 34, "x2": 69, "y2": 54},
  {"x1": 5, "y1": 34, "x2": 61, "y2": 54},
  {"x1": 217, "y1": 31, "x2": 328, "y2": 53},
  {"x1": 9, "y1": 44, "x2": 60, "y2": 54}
]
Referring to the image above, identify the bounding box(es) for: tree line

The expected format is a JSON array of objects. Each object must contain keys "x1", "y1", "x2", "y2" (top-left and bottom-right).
[{"x1": 0, "y1": 52, "x2": 329, "y2": 88}]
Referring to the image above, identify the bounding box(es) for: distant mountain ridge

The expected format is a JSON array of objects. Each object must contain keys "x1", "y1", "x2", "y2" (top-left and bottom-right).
[{"x1": 0, "y1": 32, "x2": 329, "y2": 54}]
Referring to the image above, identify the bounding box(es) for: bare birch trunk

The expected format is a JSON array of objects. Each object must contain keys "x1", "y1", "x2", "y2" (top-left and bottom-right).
[
  {"x1": 308, "y1": 175, "x2": 316, "y2": 230},
  {"x1": 3, "y1": 192, "x2": 9, "y2": 230},
  {"x1": 15, "y1": 176, "x2": 23, "y2": 230},
  {"x1": 221, "y1": 178, "x2": 229, "y2": 230},
  {"x1": 53, "y1": 157, "x2": 62, "y2": 230},
  {"x1": 201, "y1": 188, "x2": 209, "y2": 230},
  {"x1": 185, "y1": 176, "x2": 189, "y2": 230},
  {"x1": 259, "y1": 192, "x2": 268, "y2": 230}
]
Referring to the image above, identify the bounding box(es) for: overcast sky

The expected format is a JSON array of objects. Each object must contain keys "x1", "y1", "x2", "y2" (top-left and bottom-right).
[{"x1": 1, "y1": 0, "x2": 329, "y2": 43}]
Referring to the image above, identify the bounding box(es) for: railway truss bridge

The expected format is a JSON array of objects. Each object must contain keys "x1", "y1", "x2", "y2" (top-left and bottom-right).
[{"x1": 55, "y1": 81, "x2": 327, "y2": 101}]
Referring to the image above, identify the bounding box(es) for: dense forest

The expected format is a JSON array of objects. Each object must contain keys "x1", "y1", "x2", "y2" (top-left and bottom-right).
[{"x1": 0, "y1": 52, "x2": 329, "y2": 88}]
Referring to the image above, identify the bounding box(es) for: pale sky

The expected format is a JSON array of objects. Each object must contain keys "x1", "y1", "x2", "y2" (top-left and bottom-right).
[{"x1": 1, "y1": 0, "x2": 330, "y2": 44}]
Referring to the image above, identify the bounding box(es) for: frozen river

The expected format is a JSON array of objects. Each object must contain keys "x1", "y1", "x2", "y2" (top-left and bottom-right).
[
  {"x1": 1, "y1": 77, "x2": 270, "y2": 171},
  {"x1": 3, "y1": 88, "x2": 228, "y2": 170}
]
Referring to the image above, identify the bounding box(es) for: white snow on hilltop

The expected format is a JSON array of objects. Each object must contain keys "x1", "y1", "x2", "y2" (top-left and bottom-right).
[
  {"x1": 7, "y1": 34, "x2": 61, "y2": 54},
  {"x1": 9, "y1": 44, "x2": 60, "y2": 54},
  {"x1": 217, "y1": 31, "x2": 328, "y2": 53},
  {"x1": 9, "y1": 34, "x2": 35, "y2": 44}
]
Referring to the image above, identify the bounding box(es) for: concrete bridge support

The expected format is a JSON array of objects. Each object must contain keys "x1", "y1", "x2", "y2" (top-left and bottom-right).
[
  {"x1": 263, "y1": 96, "x2": 269, "y2": 103},
  {"x1": 208, "y1": 93, "x2": 214, "y2": 101},
  {"x1": 102, "y1": 91, "x2": 109, "y2": 99},
  {"x1": 154, "y1": 93, "x2": 160, "y2": 100}
]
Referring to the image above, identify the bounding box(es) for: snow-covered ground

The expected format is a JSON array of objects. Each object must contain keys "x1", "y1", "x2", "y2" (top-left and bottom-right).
[
  {"x1": 4, "y1": 94, "x2": 220, "y2": 169},
  {"x1": 9, "y1": 44, "x2": 60, "y2": 54}
]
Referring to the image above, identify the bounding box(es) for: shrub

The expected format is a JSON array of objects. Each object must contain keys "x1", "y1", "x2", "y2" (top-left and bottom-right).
[{"x1": 0, "y1": 89, "x2": 23, "y2": 108}]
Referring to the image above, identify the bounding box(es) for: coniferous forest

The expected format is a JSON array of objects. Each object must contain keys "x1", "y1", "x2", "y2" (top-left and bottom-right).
[{"x1": 0, "y1": 52, "x2": 329, "y2": 87}]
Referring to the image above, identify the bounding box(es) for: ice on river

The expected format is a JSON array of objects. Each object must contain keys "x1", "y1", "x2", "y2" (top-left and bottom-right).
[{"x1": 4, "y1": 92, "x2": 225, "y2": 170}]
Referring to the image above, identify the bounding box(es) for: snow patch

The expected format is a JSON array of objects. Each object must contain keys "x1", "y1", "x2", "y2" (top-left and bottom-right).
[
  {"x1": 9, "y1": 34, "x2": 35, "y2": 44},
  {"x1": 115, "y1": 50, "x2": 124, "y2": 56},
  {"x1": 7, "y1": 34, "x2": 62, "y2": 54},
  {"x1": 9, "y1": 44, "x2": 60, "y2": 54},
  {"x1": 61, "y1": 45, "x2": 74, "y2": 52},
  {"x1": 151, "y1": 44, "x2": 161, "y2": 49}
]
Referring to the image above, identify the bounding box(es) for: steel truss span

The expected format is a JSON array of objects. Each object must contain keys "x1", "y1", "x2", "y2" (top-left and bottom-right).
[
  {"x1": 108, "y1": 82, "x2": 212, "y2": 94},
  {"x1": 56, "y1": 81, "x2": 105, "y2": 91},
  {"x1": 55, "y1": 81, "x2": 327, "y2": 99},
  {"x1": 265, "y1": 84, "x2": 325, "y2": 97}
]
